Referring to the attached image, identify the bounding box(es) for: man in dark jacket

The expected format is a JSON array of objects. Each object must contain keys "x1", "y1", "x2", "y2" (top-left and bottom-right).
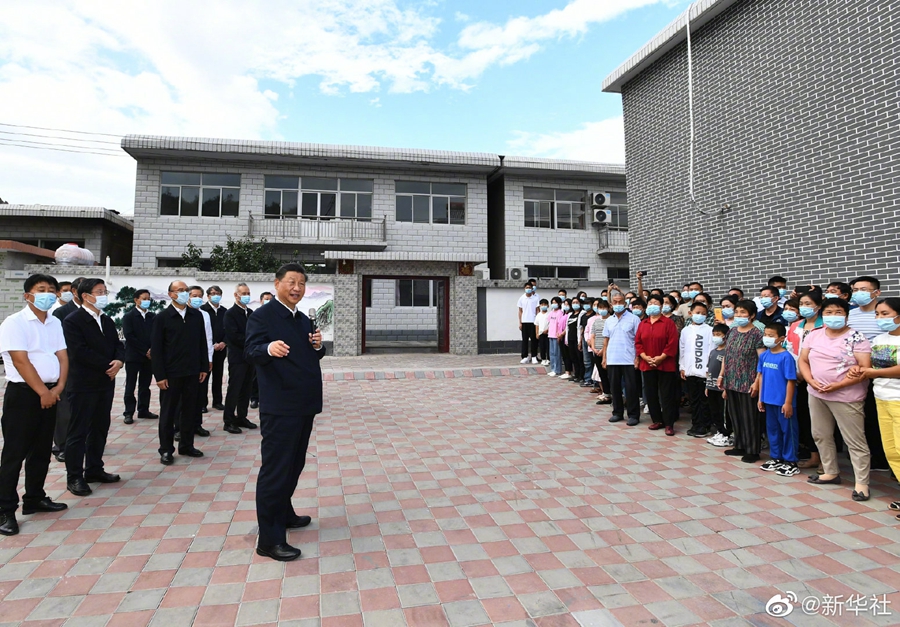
[
  {"x1": 62, "y1": 279, "x2": 125, "y2": 496},
  {"x1": 122, "y1": 289, "x2": 157, "y2": 424},
  {"x1": 201, "y1": 285, "x2": 228, "y2": 411},
  {"x1": 246, "y1": 264, "x2": 325, "y2": 562},
  {"x1": 223, "y1": 283, "x2": 257, "y2": 434},
  {"x1": 50, "y1": 276, "x2": 85, "y2": 462},
  {"x1": 151, "y1": 280, "x2": 208, "y2": 465}
]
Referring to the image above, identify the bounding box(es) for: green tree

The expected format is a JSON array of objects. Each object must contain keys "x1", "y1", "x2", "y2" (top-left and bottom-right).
[
  {"x1": 210, "y1": 236, "x2": 280, "y2": 273},
  {"x1": 103, "y1": 285, "x2": 166, "y2": 332},
  {"x1": 180, "y1": 243, "x2": 203, "y2": 268}
]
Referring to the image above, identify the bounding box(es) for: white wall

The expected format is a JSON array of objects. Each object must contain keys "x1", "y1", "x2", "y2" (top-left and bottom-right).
[{"x1": 485, "y1": 287, "x2": 533, "y2": 342}]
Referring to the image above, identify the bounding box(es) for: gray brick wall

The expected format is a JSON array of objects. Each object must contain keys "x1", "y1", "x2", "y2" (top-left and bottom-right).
[
  {"x1": 619, "y1": 0, "x2": 900, "y2": 295},
  {"x1": 365, "y1": 278, "x2": 437, "y2": 342}
]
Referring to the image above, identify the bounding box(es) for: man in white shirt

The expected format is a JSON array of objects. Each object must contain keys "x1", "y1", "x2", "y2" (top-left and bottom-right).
[
  {"x1": 48, "y1": 281, "x2": 73, "y2": 314},
  {"x1": 517, "y1": 282, "x2": 540, "y2": 364},
  {"x1": 0, "y1": 274, "x2": 70, "y2": 536}
]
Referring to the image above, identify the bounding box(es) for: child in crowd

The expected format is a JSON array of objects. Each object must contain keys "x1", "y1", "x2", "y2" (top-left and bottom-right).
[
  {"x1": 706, "y1": 324, "x2": 731, "y2": 446},
  {"x1": 534, "y1": 299, "x2": 550, "y2": 366},
  {"x1": 756, "y1": 323, "x2": 800, "y2": 476},
  {"x1": 547, "y1": 297, "x2": 564, "y2": 377},
  {"x1": 590, "y1": 299, "x2": 611, "y2": 403},
  {"x1": 558, "y1": 299, "x2": 573, "y2": 379},
  {"x1": 680, "y1": 301, "x2": 714, "y2": 438}
]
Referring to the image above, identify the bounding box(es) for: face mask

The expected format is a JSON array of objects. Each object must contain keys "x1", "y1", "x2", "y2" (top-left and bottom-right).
[
  {"x1": 692, "y1": 313, "x2": 706, "y2": 324},
  {"x1": 562, "y1": 305, "x2": 570, "y2": 312},
  {"x1": 762, "y1": 336, "x2": 778, "y2": 348},
  {"x1": 540, "y1": 305, "x2": 548, "y2": 312},
  {"x1": 646, "y1": 305, "x2": 661, "y2": 316},
  {"x1": 175, "y1": 291, "x2": 189, "y2": 305},
  {"x1": 734, "y1": 316, "x2": 750, "y2": 328},
  {"x1": 760, "y1": 297, "x2": 774, "y2": 309},
  {"x1": 876, "y1": 317, "x2": 900, "y2": 333},
  {"x1": 799, "y1": 306, "x2": 817, "y2": 319},
  {"x1": 139, "y1": 299, "x2": 151, "y2": 310},
  {"x1": 823, "y1": 316, "x2": 846, "y2": 330},
  {"x1": 662, "y1": 305, "x2": 673, "y2": 314},
  {"x1": 689, "y1": 290, "x2": 700, "y2": 299},
  {"x1": 190, "y1": 297, "x2": 203, "y2": 308},
  {"x1": 824, "y1": 293, "x2": 840, "y2": 299},
  {"x1": 722, "y1": 307, "x2": 734, "y2": 319},
  {"x1": 558, "y1": 295, "x2": 566, "y2": 300},
  {"x1": 60, "y1": 291, "x2": 74, "y2": 303},
  {"x1": 613, "y1": 305, "x2": 625, "y2": 314},
  {"x1": 210, "y1": 295, "x2": 222, "y2": 305},
  {"x1": 851, "y1": 291, "x2": 873, "y2": 306},
  {"x1": 261, "y1": 299, "x2": 270, "y2": 305},
  {"x1": 681, "y1": 291, "x2": 690, "y2": 300},
  {"x1": 601, "y1": 296, "x2": 608, "y2": 302},
  {"x1": 572, "y1": 303, "x2": 581, "y2": 311},
  {"x1": 711, "y1": 336, "x2": 724, "y2": 347},
  {"x1": 779, "y1": 288, "x2": 788, "y2": 297},
  {"x1": 632, "y1": 308, "x2": 644, "y2": 317},
  {"x1": 782, "y1": 310, "x2": 798, "y2": 323},
  {"x1": 240, "y1": 295, "x2": 251, "y2": 305},
  {"x1": 525, "y1": 289, "x2": 533, "y2": 295},
  {"x1": 599, "y1": 309, "x2": 609, "y2": 317},
  {"x1": 550, "y1": 303, "x2": 558, "y2": 310},
  {"x1": 29, "y1": 292, "x2": 57, "y2": 312},
  {"x1": 92, "y1": 295, "x2": 109, "y2": 310},
  {"x1": 592, "y1": 306, "x2": 601, "y2": 314}
]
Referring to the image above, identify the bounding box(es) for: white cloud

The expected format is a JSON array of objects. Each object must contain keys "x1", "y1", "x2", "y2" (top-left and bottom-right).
[{"x1": 508, "y1": 116, "x2": 626, "y2": 164}]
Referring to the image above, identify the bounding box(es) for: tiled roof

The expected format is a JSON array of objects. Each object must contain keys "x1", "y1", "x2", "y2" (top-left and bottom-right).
[{"x1": 0, "y1": 204, "x2": 134, "y2": 230}]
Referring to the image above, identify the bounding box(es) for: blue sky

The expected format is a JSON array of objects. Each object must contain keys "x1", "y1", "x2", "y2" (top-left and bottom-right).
[{"x1": 0, "y1": 0, "x2": 689, "y2": 212}]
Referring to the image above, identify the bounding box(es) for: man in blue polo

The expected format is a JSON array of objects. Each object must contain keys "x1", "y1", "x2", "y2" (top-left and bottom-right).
[{"x1": 601, "y1": 289, "x2": 642, "y2": 426}]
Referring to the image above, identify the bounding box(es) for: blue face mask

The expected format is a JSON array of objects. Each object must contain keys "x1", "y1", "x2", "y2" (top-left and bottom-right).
[
  {"x1": 540, "y1": 305, "x2": 548, "y2": 312},
  {"x1": 240, "y1": 295, "x2": 251, "y2": 305},
  {"x1": 762, "y1": 336, "x2": 778, "y2": 348},
  {"x1": 139, "y1": 299, "x2": 151, "y2": 310},
  {"x1": 599, "y1": 309, "x2": 609, "y2": 316},
  {"x1": 29, "y1": 292, "x2": 57, "y2": 312},
  {"x1": 550, "y1": 303, "x2": 558, "y2": 310},
  {"x1": 646, "y1": 305, "x2": 661, "y2": 316},
  {"x1": 712, "y1": 336, "x2": 724, "y2": 347},
  {"x1": 760, "y1": 297, "x2": 774, "y2": 309},
  {"x1": 692, "y1": 313, "x2": 706, "y2": 325},
  {"x1": 851, "y1": 290, "x2": 873, "y2": 306},
  {"x1": 601, "y1": 296, "x2": 608, "y2": 302},
  {"x1": 688, "y1": 290, "x2": 700, "y2": 299},
  {"x1": 175, "y1": 291, "x2": 189, "y2": 305},
  {"x1": 823, "y1": 316, "x2": 846, "y2": 330},
  {"x1": 189, "y1": 297, "x2": 203, "y2": 309},
  {"x1": 632, "y1": 308, "x2": 644, "y2": 317},
  {"x1": 734, "y1": 316, "x2": 750, "y2": 328},
  {"x1": 572, "y1": 303, "x2": 581, "y2": 311},
  {"x1": 799, "y1": 306, "x2": 817, "y2": 319},
  {"x1": 681, "y1": 291, "x2": 690, "y2": 300},
  {"x1": 60, "y1": 291, "x2": 74, "y2": 303},
  {"x1": 824, "y1": 293, "x2": 840, "y2": 299},
  {"x1": 525, "y1": 289, "x2": 533, "y2": 295},
  {"x1": 877, "y1": 317, "x2": 900, "y2": 333},
  {"x1": 779, "y1": 288, "x2": 789, "y2": 297},
  {"x1": 562, "y1": 305, "x2": 570, "y2": 312},
  {"x1": 721, "y1": 307, "x2": 734, "y2": 319},
  {"x1": 613, "y1": 304, "x2": 625, "y2": 314},
  {"x1": 210, "y1": 294, "x2": 222, "y2": 305},
  {"x1": 662, "y1": 305, "x2": 673, "y2": 314},
  {"x1": 782, "y1": 310, "x2": 798, "y2": 323},
  {"x1": 93, "y1": 295, "x2": 109, "y2": 310}
]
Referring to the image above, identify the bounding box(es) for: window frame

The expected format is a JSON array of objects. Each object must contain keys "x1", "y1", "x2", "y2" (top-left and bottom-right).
[
  {"x1": 263, "y1": 176, "x2": 373, "y2": 220},
  {"x1": 160, "y1": 172, "x2": 241, "y2": 218},
  {"x1": 526, "y1": 266, "x2": 589, "y2": 280},
  {"x1": 395, "y1": 279, "x2": 439, "y2": 307},
  {"x1": 523, "y1": 187, "x2": 586, "y2": 230},
  {"x1": 395, "y1": 181, "x2": 467, "y2": 225}
]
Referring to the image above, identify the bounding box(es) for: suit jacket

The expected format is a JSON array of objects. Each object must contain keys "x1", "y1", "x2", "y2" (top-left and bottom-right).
[
  {"x1": 224, "y1": 304, "x2": 252, "y2": 365},
  {"x1": 53, "y1": 301, "x2": 78, "y2": 323},
  {"x1": 201, "y1": 302, "x2": 227, "y2": 345},
  {"x1": 122, "y1": 307, "x2": 156, "y2": 363},
  {"x1": 62, "y1": 307, "x2": 125, "y2": 391},
  {"x1": 245, "y1": 299, "x2": 326, "y2": 416},
  {"x1": 151, "y1": 304, "x2": 208, "y2": 381}
]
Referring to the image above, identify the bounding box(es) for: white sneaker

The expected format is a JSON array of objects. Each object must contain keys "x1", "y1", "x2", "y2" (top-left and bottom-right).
[
  {"x1": 559, "y1": 373, "x2": 571, "y2": 380},
  {"x1": 706, "y1": 432, "x2": 721, "y2": 444},
  {"x1": 548, "y1": 372, "x2": 557, "y2": 377},
  {"x1": 520, "y1": 357, "x2": 530, "y2": 364},
  {"x1": 541, "y1": 360, "x2": 550, "y2": 366},
  {"x1": 531, "y1": 357, "x2": 539, "y2": 364}
]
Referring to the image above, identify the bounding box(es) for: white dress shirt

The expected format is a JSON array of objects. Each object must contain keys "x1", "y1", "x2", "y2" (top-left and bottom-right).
[
  {"x1": 0, "y1": 306, "x2": 67, "y2": 383},
  {"x1": 198, "y1": 308, "x2": 214, "y2": 361}
]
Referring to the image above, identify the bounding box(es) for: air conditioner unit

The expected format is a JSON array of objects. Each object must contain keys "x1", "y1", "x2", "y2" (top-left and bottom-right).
[
  {"x1": 590, "y1": 192, "x2": 611, "y2": 208},
  {"x1": 507, "y1": 267, "x2": 526, "y2": 281},
  {"x1": 592, "y1": 209, "x2": 613, "y2": 226}
]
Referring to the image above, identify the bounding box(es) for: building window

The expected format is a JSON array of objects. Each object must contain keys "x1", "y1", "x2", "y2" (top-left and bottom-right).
[
  {"x1": 264, "y1": 176, "x2": 373, "y2": 220},
  {"x1": 524, "y1": 188, "x2": 585, "y2": 230},
  {"x1": 608, "y1": 267, "x2": 630, "y2": 289},
  {"x1": 526, "y1": 266, "x2": 589, "y2": 280},
  {"x1": 161, "y1": 172, "x2": 240, "y2": 217},
  {"x1": 395, "y1": 279, "x2": 438, "y2": 307},
  {"x1": 395, "y1": 182, "x2": 466, "y2": 225},
  {"x1": 607, "y1": 205, "x2": 629, "y2": 230}
]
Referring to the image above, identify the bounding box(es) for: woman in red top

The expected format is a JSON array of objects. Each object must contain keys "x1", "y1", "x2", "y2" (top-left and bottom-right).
[{"x1": 636, "y1": 294, "x2": 680, "y2": 435}]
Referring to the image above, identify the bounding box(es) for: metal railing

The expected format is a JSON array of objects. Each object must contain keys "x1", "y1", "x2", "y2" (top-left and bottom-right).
[
  {"x1": 248, "y1": 215, "x2": 387, "y2": 242},
  {"x1": 597, "y1": 228, "x2": 629, "y2": 253}
]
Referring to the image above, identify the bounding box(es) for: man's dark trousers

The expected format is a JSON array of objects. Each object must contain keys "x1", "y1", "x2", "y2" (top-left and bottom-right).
[
  {"x1": 607, "y1": 364, "x2": 640, "y2": 422},
  {"x1": 159, "y1": 376, "x2": 198, "y2": 455},
  {"x1": 206, "y1": 349, "x2": 227, "y2": 408},
  {"x1": 223, "y1": 362, "x2": 254, "y2": 427},
  {"x1": 65, "y1": 384, "x2": 115, "y2": 481},
  {"x1": 124, "y1": 359, "x2": 152, "y2": 416},
  {"x1": 52, "y1": 384, "x2": 71, "y2": 456},
  {"x1": 0, "y1": 383, "x2": 57, "y2": 514},
  {"x1": 257, "y1": 413, "x2": 315, "y2": 547},
  {"x1": 685, "y1": 375, "x2": 712, "y2": 433},
  {"x1": 520, "y1": 322, "x2": 537, "y2": 358}
]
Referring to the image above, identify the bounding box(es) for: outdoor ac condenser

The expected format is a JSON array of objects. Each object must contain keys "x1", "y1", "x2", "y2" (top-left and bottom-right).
[
  {"x1": 592, "y1": 209, "x2": 612, "y2": 225},
  {"x1": 589, "y1": 192, "x2": 611, "y2": 208},
  {"x1": 507, "y1": 267, "x2": 526, "y2": 281}
]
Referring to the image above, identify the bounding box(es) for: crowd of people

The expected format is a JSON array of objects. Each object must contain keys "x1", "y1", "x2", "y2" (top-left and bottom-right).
[{"x1": 518, "y1": 274, "x2": 900, "y2": 519}]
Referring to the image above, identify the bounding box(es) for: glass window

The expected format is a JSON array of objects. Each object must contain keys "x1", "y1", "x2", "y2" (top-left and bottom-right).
[
  {"x1": 557, "y1": 202, "x2": 573, "y2": 230},
  {"x1": 340, "y1": 194, "x2": 356, "y2": 218},
  {"x1": 395, "y1": 181, "x2": 466, "y2": 224},
  {"x1": 301, "y1": 193, "x2": 318, "y2": 218},
  {"x1": 201, "y1": 188, "x2": 221, "y2": 217},
  {"x1": 413, "y1": 280, "x2": 430, "y2": 307},
  {"x1": 527, "y1": 266, "x2": 556, "y2": 280},
  {"x1": 557, "y1": 266, "x2": 588, "y2": 279},
  {"x1": 557, "y1": 190, "x2": 584, "y2": 202},
  {"x1": 397, "y1": 280, "x2": 412, "y2": 306},
  {"x1": 396, "y1": 196, "x2": 412, "y2": 222},
  {"x1": 539, "y1": 202, "x2": 552, "y2": 229},
  {"x1": 222, "y1": 188, "x2": 240, "y2": 217},
  {"x1": 282, "y1": 191, "x2": 298, "y2": 218},
  {"x1": 610, "y1": 192, "x2": 628, "y2": 205},
  {"x1": 524, "y1": 188, "x2": 585, "y2": 230},
  {"x1": 449, "y1": 197, "x2": 465, "y2": 225},
  {"x1": 413, "y1": 196, "x2": 430, "y2": 223},
  {"x1": 321, "y1": 193, "x2": 336, "y2": 219},
  {"x1": 265, "y1": 191, "x2": 281, "y2": 219},
  {"x1": 340, "y1": 179, "x2": 373, "y2": 192},
  {"x1": 303, "y1": 177, "x2": 338, "y2": 191},
  {"x1": 433, "y1": 183, "x2": 466, "y2": 196},
  {"x1": 162, "y1": 172, "x2": 201, "y2": 186},
  {"x1": 180, "y1": 187, "x2": 199, "y2": 216},
  {"x1": 203, "y1": 173, "x2": 241, "y2": 187},
  {"x1": 396, "y1": 280, "x2": 434, "y2": 307},
  {"x1": 161, "y1": 187, "x2": 180, "y2": 215},
  {"x1": 524, "y1": 187, "x2": 554, "y2": 201},
  {"x1": 433, "y1": 196, "x2": 449, "y2": 224},
  {"x1": 396, "y1": 181, "x2": 430, "y2": 194},
  {"x1": 161, "y1": 172, "x2": 240, "y2": 217},
  {"x1": 265, "y1": 175, "x2": 299, "y2": 189},
  {"x1": 357, "y1": 194, "x2": 372, "y2": 220},
  {"x1": 572, "y1": 202, "x2": 585, "y2": 229}
]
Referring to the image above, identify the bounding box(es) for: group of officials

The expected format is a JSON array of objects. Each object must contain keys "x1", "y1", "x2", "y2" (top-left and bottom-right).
[{"x1": 0, "y1": 265, "x2": 324, "y2": 562}]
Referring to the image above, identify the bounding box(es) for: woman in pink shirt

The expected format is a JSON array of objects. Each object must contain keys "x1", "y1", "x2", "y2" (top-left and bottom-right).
[
  {"x1": 547, "y1": 297, "x2": 565, "y2": 377},
  {"x1": 798, "y1": 298, "x2": 872, "y2": 501}
]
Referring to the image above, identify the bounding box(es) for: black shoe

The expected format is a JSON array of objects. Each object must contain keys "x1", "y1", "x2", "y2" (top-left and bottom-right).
[
  {"x1": 85, "y1": 472, "x2": 120, "y2": 484},
  {"x1": 22, "y1": 498, "x2": 68, "y2": 515},
  {"x1": 178, "y1": 447, "x2": 204, "y2": 458},
  {"x1": 54, "y1": 451, "x2": 66, "y2": 463},
  {"x1": 256, "y1": 543, "x2": 301, "y2": 561},
  {"x1": 224, "y1": 424, "x2": 242, "y2": 434},
  {"x1": 67, "y1": 478, "x2": 92, "y2": 497},
  {"x1": 195, "y1": 427, "x2": 210, "y2": 437},
  {"x1": 201, "y1": 407, "x2": 209, "y2": 414},
  {"x1": 686, "y1": 429, "x2": 699, "y2": 437},
  {"x1": 693, "y1": 429, "x2": 714, "y2": 439},
  {"x1": 174, "y1": 432, "x2": 181, "y2": 441},
  {"x1": 287, "y1": 515, "x2": 312, "y2": 529},
  {"x1": 124, "y1": 414, "x2": 134, "y2": 424},
  {"x1": 138, "y1": 412, "x2": 159, "y2": 419},
  {"x1": 741, "y1": 454, "x2": 760, "y2": 463},
  {"x1": 238, "y1": 418, "x2": 258, "y2": 430},
  {"x1": 250, "y1": 400, "x2": 259, "y2": 409},
  {"x1": 0, "y1": 513, "x2": 19, "y2": 536},
  {"x1": 160, "y1": 452, "x2": 174, "y2": 465},
  {"x1": 212, "y1": 403, "x2": 226, "y2": 411},
  {"x1": 609, "y1": 415, "x2": 624, "y2": 423},
  {"x1": 724, "y1": 448, "x2": 746, "y2": 456},
  {"x1": 626, "y1": 418, "x2": 640, "y2": 426}
]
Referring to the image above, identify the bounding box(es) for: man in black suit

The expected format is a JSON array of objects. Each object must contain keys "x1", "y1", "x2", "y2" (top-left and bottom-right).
[
  {"x1": 246, "y1": 264, "x2": 325, "y2": 562},
  {"x1": 50, "y1": 276, "x2": 85, "y2": 463},
  {"x1": 122, "y1": 289, "x2": 158, "y2": 424},
  {"x1": 201, "y1": 285, "x2": 228, "y2": 411},
  {"x1": 62, "y1": 278, "x2": 125, "y2": 496},
  {"x1": 151, "y1": 280, "x2": 208, "y2": 465},
  {"x1": 223, "y1": 283, "x2": 257, "y2": 434}
]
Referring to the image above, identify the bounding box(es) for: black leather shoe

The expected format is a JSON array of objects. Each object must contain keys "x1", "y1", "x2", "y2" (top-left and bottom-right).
[
  {"x1": 160, "y1": 452, "x2": 174, "y2": 465},
  {"x1": 224, "y1": 424, "x2": 242, "y2": 434},
  {"x1": 124, "y1": 414, "x2": 134, "y2": 424},
  {"x1": 287, "y1": 515, "x2": 312, "y2": 529},
  {"x1": 0, "y1": 513, "x2": 19, "y2": 536},
  {"x1": 54, "y1": 451, "x2": 66, "y2": 463},
  {"x1": 138, "y1": 412, "x2": 159, "y2": 419},
  {"x1": 178, "y1": 447, "x2": 204, "y2": 458},
  {"x1": 85, "y1": 472, "x2": 120, "y2": 484},
  {"x1": 238, "y1": 418, "x2": 258, "y2": 430},
  {"x1": 250, "y1": 400, "x2": 259, "y2": 409},
  {"x1": 67, "y1": 478, "x2": 92, "y2": 497},
  {"x1": 22, "y1": 498, "x2": 68, "y2": 515},
  {"x1": 212, "y1": 403, "x2": 225, "y2": 411},
  {"x1": 195, "y1": 427, "x2": 210, "y2": 437},
  {"x1": 256, "y1": 543, "x2": 301, "y2": 561},
  {"x1": 201, "y1": 407, "x2": 209, "y2": 414}
]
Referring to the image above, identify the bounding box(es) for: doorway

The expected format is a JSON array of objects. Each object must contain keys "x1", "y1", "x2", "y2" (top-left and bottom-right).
[{"x1": 362, "y1": 276, "x2": 450, "y2": 354}]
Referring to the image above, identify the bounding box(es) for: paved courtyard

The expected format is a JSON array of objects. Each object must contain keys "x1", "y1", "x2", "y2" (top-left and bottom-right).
[{"x1": 1, "y1": 356, "x2": 899, "y2": 627}]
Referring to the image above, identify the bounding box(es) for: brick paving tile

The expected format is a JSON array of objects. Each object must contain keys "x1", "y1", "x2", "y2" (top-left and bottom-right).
[{"x1": 0, "y1": 356, "x2": 899, "y2": 626}]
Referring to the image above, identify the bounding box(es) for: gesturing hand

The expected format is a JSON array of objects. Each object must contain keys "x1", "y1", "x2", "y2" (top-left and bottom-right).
[{"x1": 269, "y1": 340, "x2": 290, "y2": 358}]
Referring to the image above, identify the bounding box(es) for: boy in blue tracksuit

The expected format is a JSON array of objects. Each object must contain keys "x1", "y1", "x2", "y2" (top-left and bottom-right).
[{"x1": 755, "y1": 322, "x2": 799, "y2": 477}]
